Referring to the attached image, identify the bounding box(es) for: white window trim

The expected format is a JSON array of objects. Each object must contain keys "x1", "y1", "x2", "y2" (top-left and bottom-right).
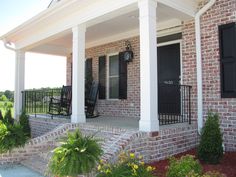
[{"x1": 106, "y1": 52, "x2": 120, "y2": 100}]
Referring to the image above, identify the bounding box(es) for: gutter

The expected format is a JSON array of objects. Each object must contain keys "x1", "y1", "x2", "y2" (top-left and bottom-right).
[
  {"x1": 2, "y1": 39, "x2": 16, "y2": 51},
  {"x1": 195, "y1": 0, "x2": 216, "y2": 134}
]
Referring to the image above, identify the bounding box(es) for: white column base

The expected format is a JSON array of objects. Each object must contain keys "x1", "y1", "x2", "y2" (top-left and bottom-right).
[
  {"x1": 139, "y1": 119, "x2": 159, "y2": 132},
  {"x1": 71, "y1": 114, "x2": 86, "y2": 124}
]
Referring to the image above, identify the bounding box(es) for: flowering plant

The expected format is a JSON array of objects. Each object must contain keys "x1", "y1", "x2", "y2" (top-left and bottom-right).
[{"x1": 97, "y1": 152, "x2": 156, "y2": 177}]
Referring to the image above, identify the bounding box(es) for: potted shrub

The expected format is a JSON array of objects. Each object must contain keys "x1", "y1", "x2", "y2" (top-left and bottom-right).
[{"x1": 48, "y1": 129, "x2": 103, "y2": 177}]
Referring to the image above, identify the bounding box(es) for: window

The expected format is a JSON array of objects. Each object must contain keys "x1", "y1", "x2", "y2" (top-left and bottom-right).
[
  {"x1": 98, "y1": 53, "x2": 127, "y2": 100},
  {"x1": 219, "y1": 22, "x2": 236, "y2": 98},
  {"x1": 108, "y1": 54, "x2": 119, "y2": 99}
]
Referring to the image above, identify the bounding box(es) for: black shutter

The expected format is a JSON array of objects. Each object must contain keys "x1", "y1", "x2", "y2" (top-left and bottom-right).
[
  {"x1": 219, "y1": 22, "x2": 236, "y2": 98},
  {"x1": 119, "y1": 52, "x2": 127, "y2": 99},
  {"x1": 85, "y1": 58, "x2": 92, "y2": 77},
  {"x1": 85, "y1": 58, "x2": 93, "y2": 98},
  {"x1": 99, "y1": 56, "x2": 106, "y2": 99}
]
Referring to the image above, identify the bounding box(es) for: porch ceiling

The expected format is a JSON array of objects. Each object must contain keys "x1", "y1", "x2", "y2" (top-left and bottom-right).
[{"x1": 29, "y1": 3, "x2": 192, "y2": 56}]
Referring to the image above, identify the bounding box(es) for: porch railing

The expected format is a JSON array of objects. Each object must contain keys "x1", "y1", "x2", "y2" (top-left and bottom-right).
[
  {"x1": 22, "y1": 84, "x2": 191, "y2": 125},
  {"x1": 158, "y1": 84, "x2": 192, "y2": 125},
  {"x1": 22, "y1": 88, "x2": 61, "y2": 117}
]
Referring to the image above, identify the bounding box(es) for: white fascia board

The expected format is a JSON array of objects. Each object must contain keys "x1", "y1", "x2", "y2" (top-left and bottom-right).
[
  {"x1": 13, "y1": 0, "x2": 137, "y2": 50},
  {"x1": 157, "y1": 0, "x2": 197, "y2": 17}
]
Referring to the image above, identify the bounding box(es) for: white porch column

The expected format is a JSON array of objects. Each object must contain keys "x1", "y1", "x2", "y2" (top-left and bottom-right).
[
  {"x1": 71, "y1": 24, "x2": 86, "y2": 123},
  {"x1": 14, "y1": 50, "x2": 25, "y2": 120},
  {"x1": 138, "y1": 0, "x2": 159, "y2": 132}
]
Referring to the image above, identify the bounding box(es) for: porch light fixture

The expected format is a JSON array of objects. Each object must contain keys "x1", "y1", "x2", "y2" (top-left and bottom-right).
[{"x1": 123, "y1": 40, "x2": 134, "y2": 62}]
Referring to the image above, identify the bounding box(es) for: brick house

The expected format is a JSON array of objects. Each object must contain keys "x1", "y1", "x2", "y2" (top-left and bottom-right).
[{"x1": 0, "y1": 0, "x2": 236, "y2": 164}]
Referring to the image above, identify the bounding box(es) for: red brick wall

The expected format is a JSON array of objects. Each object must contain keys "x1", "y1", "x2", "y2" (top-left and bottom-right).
[
  {"x1": 182, "y1": 20, "x2": 198, "y2": 123},
  {"x1": 182, "y1": 0, "x2": 236, "y2": 151},
  {"x1": 66, "y1": 37, "x2": 140, "y2": 118},
  {"x1": 200, "y1": 0, "x2": 236, "y2": 151}
]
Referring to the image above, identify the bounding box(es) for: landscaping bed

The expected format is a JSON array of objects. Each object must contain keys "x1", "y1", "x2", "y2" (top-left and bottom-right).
[{"x1": 150, "y1": 149, "x2": 236, "y2": 177}]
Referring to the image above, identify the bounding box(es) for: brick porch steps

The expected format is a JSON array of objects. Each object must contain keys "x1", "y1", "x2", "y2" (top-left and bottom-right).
[
  {"x1": 19, "y1": 123, "x2": 140, "y2": 176},
  {"x1": 21, "y1": 154, "x2": 48, "y2": 176},
  {"x1": 0, "y1": 121, "x2": 198, "y2": 177}
]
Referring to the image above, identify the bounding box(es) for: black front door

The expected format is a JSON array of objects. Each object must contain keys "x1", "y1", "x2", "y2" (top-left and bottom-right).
[{"x1": 158, "y1": 43, "x2": 181, "y2": 115}]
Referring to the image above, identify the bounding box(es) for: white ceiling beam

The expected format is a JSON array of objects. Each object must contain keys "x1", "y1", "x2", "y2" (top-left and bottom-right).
[{"x1": 157, "y1": 0, "x2": 197, "y2": 17}]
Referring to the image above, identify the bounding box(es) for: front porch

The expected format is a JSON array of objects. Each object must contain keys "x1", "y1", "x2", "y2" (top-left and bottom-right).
[{"x1": 5, "y1": 0, "x2": 200, "y2": 133}]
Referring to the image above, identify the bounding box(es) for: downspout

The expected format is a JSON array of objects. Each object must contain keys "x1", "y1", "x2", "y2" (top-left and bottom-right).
[{"x1": 195, "y1": 0, "x2": 216, "y2": 134}]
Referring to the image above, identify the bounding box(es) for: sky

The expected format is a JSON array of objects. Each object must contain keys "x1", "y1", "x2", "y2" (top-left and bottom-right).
[{"x1": 0, "y1": 0, "x2": 66, "y2": 91}]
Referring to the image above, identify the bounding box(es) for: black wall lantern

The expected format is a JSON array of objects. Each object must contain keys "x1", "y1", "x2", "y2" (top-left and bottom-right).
[{"x1": 123, "y1": 40, "x2": 134, "y2": 62}]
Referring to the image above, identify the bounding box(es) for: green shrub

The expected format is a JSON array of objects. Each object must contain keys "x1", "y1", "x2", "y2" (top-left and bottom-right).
[
  {"x1": 97, "y1": 152, "x2": 156, "y2": 177},
  {"x1": 3, "y1": 109, "x2": 14, "y2": 125},
  {"x1": 166, "y1": 155, "x2": 202, "y2": 177},
  {"x1": 0, "y1": 122, "x2": 28, "y2": 153},
  {"x1": 0, "y1": 110, "x2": 3, "y2": 121},
  {"x1": 197, "y1": 112, "x2": 223, "y2": 164},
  {"x1": 4, "y1": 102, "x2": 13, "y2": 109},
  {"x1": 19, "y1": 111, "x2": 31, "y2": 138},
  {"x1": 48, "y1": 129, "x2": 103, "y2": 177}
]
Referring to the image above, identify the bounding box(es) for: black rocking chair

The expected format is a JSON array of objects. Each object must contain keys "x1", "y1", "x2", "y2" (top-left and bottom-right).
[
  {"x1": 48, "y1": 85, "x2": 72, "y2": 117},
  {"x1": 86, "y1": 81, "x2": 99, "y2": 118}
]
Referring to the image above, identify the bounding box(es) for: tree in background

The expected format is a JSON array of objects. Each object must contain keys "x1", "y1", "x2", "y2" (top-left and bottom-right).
[
  {"x1": 4, "y1": 90, "x2": 14, "y2": 101},
  {"x1": 0, "y1": 95, "x2": 8, "y2": 102},
  {"x1": 0, "y1": 90, "x2": 14, "y2": 102}
]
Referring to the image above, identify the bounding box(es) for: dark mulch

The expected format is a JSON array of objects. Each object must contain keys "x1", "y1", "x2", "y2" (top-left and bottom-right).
[{"x1": 149, "y1": 149, "x2": 236, "y2": 177}]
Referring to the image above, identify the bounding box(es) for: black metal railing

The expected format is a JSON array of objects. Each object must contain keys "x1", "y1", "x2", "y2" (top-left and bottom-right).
[
  {"x1": 158, "y1": 84, "x2": 192, "y2": 125},
  {"x1": 22, "y1": 88, "x2": 61, "y2": 117},
  {"x1": 22, "y1": 84, "x2": 192, "y2": 125}
]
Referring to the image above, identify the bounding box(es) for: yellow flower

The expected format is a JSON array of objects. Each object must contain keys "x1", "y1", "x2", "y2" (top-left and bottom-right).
[
  {"x1": 138, "y1": 155, "x2": 143, "y2": 160},
  {"x1": 133, "y1": 164, "x2": 139, "y2": 169},
  {"x1": 100, "y1": 159, "x2": 104, "y2": 163},
  {"x1": 140, "y1": 161, "x2": 145, "y2": 165},
  {"x1": 97, "y1": 165, "x2": 101, "y2": 171},
  {"x1": 130, "y1": 153, "x2": 135, "y2": 159},
  {"x1": 146, "y1": 166, "x2": 155, "y2": 172}
]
